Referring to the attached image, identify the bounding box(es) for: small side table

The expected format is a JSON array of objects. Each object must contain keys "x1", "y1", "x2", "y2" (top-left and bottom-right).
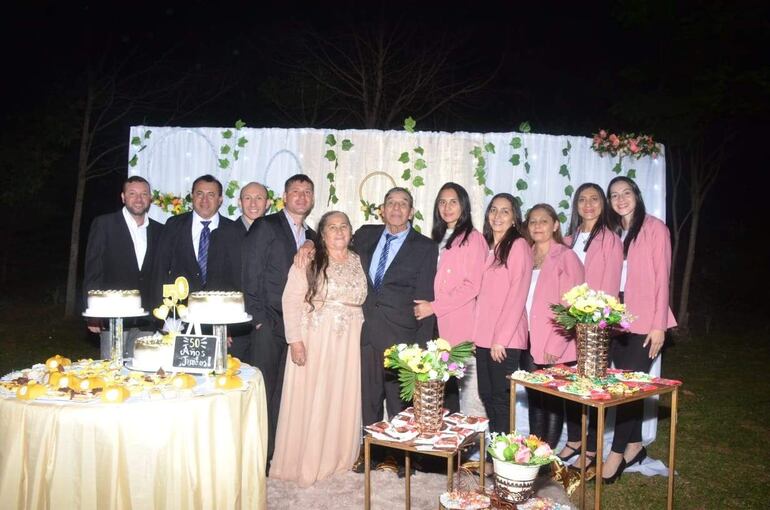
[
  {"x1": 364, "y1": 432, "x2": 486, "y2": 510},
  {"x1": 509, "y1": 375, "x2": 680, "y2": 510}
]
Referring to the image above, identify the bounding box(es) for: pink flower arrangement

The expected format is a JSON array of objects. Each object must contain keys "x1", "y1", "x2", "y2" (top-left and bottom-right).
[
  {"x1": 591, "y1": 130, "x2": 661, "y2": 159},
  {"x1": 488, "y1": 431, "x2": 559, "y2": 466}
]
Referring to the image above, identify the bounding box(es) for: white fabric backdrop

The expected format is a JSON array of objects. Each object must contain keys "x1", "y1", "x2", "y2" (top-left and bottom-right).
[{"x1": 128, "y1": 125, "x2": 667, "y2": 470}]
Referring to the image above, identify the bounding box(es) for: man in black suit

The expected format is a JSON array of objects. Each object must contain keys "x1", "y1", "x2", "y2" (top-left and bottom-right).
[
  {"x1": 242, "y1": 174, "x2": 315, "y2": 463},
  {"x1": 230, "y1": 181, "x2": 270, "y2": 362},
  {"x1": 83, "y1": 175, "x2": 163, "y2": 358},
  {"x1": 352, "y1": 187, "x2": 438, "y2": 431},
  {"x1": 153, "y1": 175, "x2": 242, "y2": 306}
]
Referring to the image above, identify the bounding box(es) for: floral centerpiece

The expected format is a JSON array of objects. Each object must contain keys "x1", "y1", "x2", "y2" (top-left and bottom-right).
[
  {"x1": 550, "y1": 284, "x2": 634, "y2": 378},
  {"x1": 487, "y1": 431, "x2": 559, "y2": 504},
  {"x1": 384, "y1": 339, "x2": 474, "y2": 432},
  {"x1": 152, "y1": 190, "x2": 192, "y2": 215}
]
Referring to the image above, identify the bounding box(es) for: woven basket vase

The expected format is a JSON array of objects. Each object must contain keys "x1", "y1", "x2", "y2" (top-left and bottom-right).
[
  {"x1": 575, "y1": 323, "x2": 611, "y2": 378},
  {"x1": 413, "y1": 380, "x2": 446, "y2": 433}
]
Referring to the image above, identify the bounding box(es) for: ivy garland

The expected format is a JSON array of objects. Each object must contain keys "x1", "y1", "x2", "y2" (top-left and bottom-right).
[
  {"x1": 128, "y1": 129, "x2": 152, "y2": 167},
  {"x1": 557, "y1": 140, "x2": 573, "y2": 224},
  {"x1": 509, "y1": 121, "x2": 532, "y2": 208},
  {"x1": 399, "y1": 117, "x2": 426, "y2": 232},
  {"x1": 219, "y1": 119, "x2": 248, "y2": 169},
  {"x1": 324, "y1": 134, "x2": 354, "y2": 205},
  {"x1": 470, "y1": 143, "x2": 495, "y2": 197}
]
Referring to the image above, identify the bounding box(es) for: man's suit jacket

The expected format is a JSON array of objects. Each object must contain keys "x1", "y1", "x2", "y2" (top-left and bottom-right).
[
  {"x1": 242, "y1": 212, "x2": 316, "y2": 338},
  {"x1": 83, "y1": 210, "x2": 163, "y2": 311},
  {"x1": 353, "y1": 224, "x2": 438, "y2": 351},
  {"x1": 235, "y1": 215, "x2": 251, "y2": 235},
  {"x1": 152, "y1": 212, "x2": 243, "y2": 305}
]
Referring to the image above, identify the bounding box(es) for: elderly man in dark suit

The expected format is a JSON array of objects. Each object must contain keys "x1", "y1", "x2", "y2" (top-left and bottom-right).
[
  {"x1": 83, "y1": 175, "x2": 163, "y2": 358},
  {"x1": 352, "y1": 187, "x2": 438, "y2": 472},
  {"x1": 153, "y1": 174, "x2": 242, "y2": 306},
  {"x1": 242, "y1": 174, "x2": 316, "y2": 464}
]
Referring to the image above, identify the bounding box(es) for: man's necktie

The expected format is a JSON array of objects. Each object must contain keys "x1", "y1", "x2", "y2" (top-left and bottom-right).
[
  {"x1": 373, "y1": 233, "x2": 396, "y2": 291},
  {"x1": 198, "y1": 220, "x2": 211, "y2": 286}
]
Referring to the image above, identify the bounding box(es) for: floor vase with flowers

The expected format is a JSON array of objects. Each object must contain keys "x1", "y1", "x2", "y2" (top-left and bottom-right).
[
  {"x1": 413, "y1": 380, "x2": 446, "y2": 433},
  {"x1": 575, "y1": 323, "x2": 611, "y2": 378}
]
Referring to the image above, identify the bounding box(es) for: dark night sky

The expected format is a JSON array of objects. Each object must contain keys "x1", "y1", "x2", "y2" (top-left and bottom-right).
[{"x1": 1, "y1": 0, "x2": 768, "y2": 318}]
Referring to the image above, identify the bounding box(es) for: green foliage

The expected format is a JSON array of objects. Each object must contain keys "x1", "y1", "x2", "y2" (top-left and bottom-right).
[
  {"x1": 398, "y1": 152, "x2": 410, "y2": 163},
  {"x1": 519, "y1": 121, "x2": 531, "y2": 133},
  {"x1": 324, "y1": 150, "x2": 336, "y2": 161},
  {"x1": 218, "y1": 158, "x2": 229, "y2": 169},
  {"x1": 325, "y1": 134, "x2": 337, "y2": 146},
  {"x1": 401, "y1": 168, "x2": 411, "y2": 180},
  {"x1": 326, "y1": 172, "x2": 335, "y2": 182},
  {"x1": 510, "y1": 137, "x2": 522, "y2": 149},
  {"x1": 237, "y1": 137, "x2": 248, "y2": 148},
  {"x1": 131, "y1": 136, "x2": 141, "y2": 146},
  {"x1": 565, "y1": 185, "x2": 574, "y2": 197},
  {"x1": 412, "y1": 176, "x2": 424, "y2": 187},
  {"x1": 562, "y1": 140, "x2": 572, "y2": 156},
  {"x1": 128, "y1": 154, "x2": 138, "y2": 167},
  {"x1": 404, "y1": 116, "x2": 416, "y2": 133},
  {"x1": 559, "y1": 164, "x2": 570, "y2": 177},
  {"x1": 341, "y1": 139, "x2": 353, "y2": 151},
  {"x1": 627, "y1": 168, "x2": 637, "y2": 179},
  {"x1": 557, "y1": 212, "x2": 568, "y2": 224},
  {"x1": 509, "y1": 154, "x2": 520, "y2": 166},
  {"x1": 414, "y1": 158, "x2": 427, "y2": 171},
  {"x1": 612, "y1": 161, "x2": 622, "y2": 174},
  {"x1": 234, "y1": 119, "x2": 246, "y2": 129},
  {"x1": 227, "y1": 205, "x2": 237, "y2": 216},
  {"x1": 516, "y1": 179, "x2": 528, "y2": 191},
  {"x1": 220, "y1": 145, "x2": 231, "y2": 155},
  {"x1": 222, "y1": 129, "x2": 233, "y2": 139},
  {"x1": 413, "y1": 146, "x2": 424, "y2": 156},
  {"x1": 225, "y1": 180, "x2": 239, "y2": 199},
  {"x1": 559, "y1": 199, "x2": 570, "y2": 209},
  {"x1": 484, "y1": 142, "x2": 496, "y2": 154},
  {"x1": 144, "y1": 130, "x2": 152, "y2": 139},
  {"x1": 414, "y1": 210, "x2": 424, "y2": 221}
]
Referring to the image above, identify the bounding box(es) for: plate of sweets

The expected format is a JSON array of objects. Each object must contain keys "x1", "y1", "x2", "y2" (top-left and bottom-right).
[
  {"x1": 511, "y1": 370, "x2": 554, "y2": 384},
  {"x1": 614, "y1": 371, "x2": 654, "y2": 383},
  {"x1": 439, "y1": 490, "x2": 491, "y2": 510}
]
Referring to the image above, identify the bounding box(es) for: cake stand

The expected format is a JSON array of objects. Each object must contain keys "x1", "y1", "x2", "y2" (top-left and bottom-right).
[
  {"x1": 82, "y1": 310, "x2": 149, "y2": 368},
  {"x1": 184, "y1": 314, "x2": 252, "y2": 374}
]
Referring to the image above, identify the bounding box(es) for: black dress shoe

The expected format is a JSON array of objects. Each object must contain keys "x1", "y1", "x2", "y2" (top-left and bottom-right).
[
  {"x1": 602, "y1": 458, "x2": 627, "y2": 485},
  {"x1": 625, "y1": 447, "x2": 647, "y2": 468},
  {"x1": 557, "y1": 444, "x2": 582, "y2": 462}
]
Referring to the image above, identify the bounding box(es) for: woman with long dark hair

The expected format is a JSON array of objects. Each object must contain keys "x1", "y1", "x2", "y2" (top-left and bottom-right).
[
  {"x1": 272, "y1": 211, "x2": 368, "y2": 487},
  {"x1": 472, "y1": 193, "x2": 532, "y2": 433},
  {"x1": 600, "y1": 177, "x2": 677, "y2": 484},
  {"x1": 414, "y1": 182, "x2": 487, "y2": 414},
  {"x1": 560, "y1": 183, "x2": 624, "y2": 467},
  {"x1": 522, "y1": 204, "x2": 584, "y2": 448}
]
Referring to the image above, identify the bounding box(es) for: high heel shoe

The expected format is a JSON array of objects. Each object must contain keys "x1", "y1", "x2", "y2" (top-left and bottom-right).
[
  {"x1": 557, "y1": 444, "x2": 582, "y2": 462},
  {"x1": 602, "y1": 458, "x2": 627, "y2": 485},
  {"x1": 625, "y1": 446, "x2": 647, "y2": 467}
]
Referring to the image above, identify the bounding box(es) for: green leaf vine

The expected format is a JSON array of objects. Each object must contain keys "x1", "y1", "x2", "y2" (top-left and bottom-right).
[
  {"x1": 218, "y1": 119, "x2": 248, "y2": 170},
  {"x1": 128, "y1": 129, "x2": 152, "y2": 167},
  {"x1": 324, "y1": 134, "x2": 354, "y2": 205},
  {"x1": 470, "y1": 143, "x2": 495, "y2": 197},
  {"x1": 398, "y1": 117, "x2": 426, "y2": 232},
  {"x1": 557, "y1": 139, "x2": 573, "y2": 224}
]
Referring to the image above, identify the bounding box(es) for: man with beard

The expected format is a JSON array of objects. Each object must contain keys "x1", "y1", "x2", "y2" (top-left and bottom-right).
[{"x1": 83, "y1": 175, "x2": 163, "y2": 358}]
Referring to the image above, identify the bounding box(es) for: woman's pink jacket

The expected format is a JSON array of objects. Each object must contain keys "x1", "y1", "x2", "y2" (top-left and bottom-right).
[{"x1": 564, "y1": 228, "x2": 623, "y2": 297}]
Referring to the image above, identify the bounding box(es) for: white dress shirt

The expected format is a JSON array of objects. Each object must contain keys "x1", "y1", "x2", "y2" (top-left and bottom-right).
[
  {"x1": 121, "y1": 207, "x2": 148, "y2": 270},
  {"x1": 192, "y1": 211, "x2": 220, "y2": 259}
]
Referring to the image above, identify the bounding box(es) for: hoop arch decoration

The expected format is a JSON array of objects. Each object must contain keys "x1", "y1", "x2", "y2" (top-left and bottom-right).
[{"x1": 358, "y1": 171, "x2": 397, "y2": 222}]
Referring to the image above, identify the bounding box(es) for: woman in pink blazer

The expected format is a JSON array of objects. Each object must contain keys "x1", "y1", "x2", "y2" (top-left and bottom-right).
[
  {"x1": 560, "y1": 183, "x2": 623, "y2": 466},
  {"x1": 472, "y1": 193, "x2": 532, "y2": 433},
  {"x1": 522, "y1": 204, "x2": 584, "y2": 448},
  {"x1": 414, "y1": 182, "x2": 486, "y2": 414},
  {"x1": 601, "y1": 176, "x2": 677, "y2": 484}
]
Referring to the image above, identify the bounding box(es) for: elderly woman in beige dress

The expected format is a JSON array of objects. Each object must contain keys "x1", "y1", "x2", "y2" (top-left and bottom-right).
[{"x1": 270, "y1": 211, "x2": 367, "y2": 487}]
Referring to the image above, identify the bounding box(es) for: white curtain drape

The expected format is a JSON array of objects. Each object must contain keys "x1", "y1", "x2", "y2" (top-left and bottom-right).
[{"x1": 128, "y1": 126, "x2": 666, "y2": 230}]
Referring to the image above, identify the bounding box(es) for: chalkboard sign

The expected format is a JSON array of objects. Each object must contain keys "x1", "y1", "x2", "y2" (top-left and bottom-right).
[{"x1": 172, "y1": 334, "x2": 218, "y2": 373}]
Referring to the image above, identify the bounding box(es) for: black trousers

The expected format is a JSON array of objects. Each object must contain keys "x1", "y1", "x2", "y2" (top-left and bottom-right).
[
  {"x1": 610, "y1": 332, "x2": 652, "y2": 453},
  {"x1": 361, "y1": 343, "x2": 407, "y2": 428},
  {"x1": 520, "y1": 349, "x2": 567, "y2": 449},
  {"x1": 251, "y1": 324, "x2": 288, "y2": 462},
  {"x1": 476, "y1": 347, "x2": 521, "y2": 434}
]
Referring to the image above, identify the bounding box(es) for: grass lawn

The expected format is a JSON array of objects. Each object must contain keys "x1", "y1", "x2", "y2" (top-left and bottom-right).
[{"x1": 1, "y1": 300, "x2": 768, "y2": 509}]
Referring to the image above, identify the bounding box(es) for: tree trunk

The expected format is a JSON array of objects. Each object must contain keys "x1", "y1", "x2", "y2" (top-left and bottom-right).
[
  {"x1": 64, "y1": 80, "x2": 94, "y2": 317},
  {"x1": 677, "y1": 197, "x2": 700, "y2": 332}
]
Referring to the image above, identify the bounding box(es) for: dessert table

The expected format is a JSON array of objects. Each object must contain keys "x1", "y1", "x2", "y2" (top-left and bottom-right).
[
  {"x1": 0, "y1": 364, "x2": 267, "y2": 510},
  {"x1": 508, "y1": 368, "x2": 681, "y2": 510}
]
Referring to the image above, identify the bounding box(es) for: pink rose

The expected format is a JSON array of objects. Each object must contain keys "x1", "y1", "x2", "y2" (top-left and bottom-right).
[
  {"x1": 599, "y1": 129, "x2": 607, "y2": 139},
  {"x1": 629, "y1": 140, "x2": 640, "y2": 153},
  {"x1": 534, "y1": 444, "x2": 552, "y2": 458},
  {"x1": 440, "y1": 351, "x2": 450, "y2": 362},
  {"x1": 515, "y1": 446, "x2": 532, "y2": 464},
  {"x1": 609, "y1": 134, "x2": 620, "y2": 148}
]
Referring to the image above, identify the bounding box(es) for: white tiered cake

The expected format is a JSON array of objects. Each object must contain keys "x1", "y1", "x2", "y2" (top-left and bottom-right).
[
  {"x1": 186, "y1": 291, "x2": 248, "y2": 323},
  {"x1": 85, "y1": 290, "x2": 145, "y2": 317},
  {"x1": 132, "y1": 333, "x2": 175, "y2": 372}
]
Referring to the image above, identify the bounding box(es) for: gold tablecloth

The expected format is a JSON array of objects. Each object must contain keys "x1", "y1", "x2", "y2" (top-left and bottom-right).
[{"x1": 0, "y1": 366, "x2": 267, "y2": 510}]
